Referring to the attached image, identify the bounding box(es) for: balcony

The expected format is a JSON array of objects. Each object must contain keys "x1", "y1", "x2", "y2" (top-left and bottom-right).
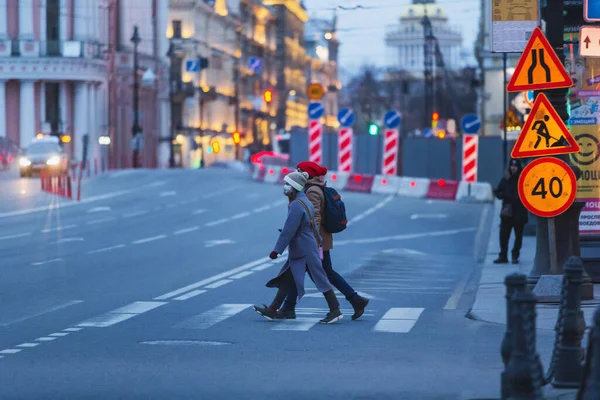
[
  {"x1": 0, "y1": 39, "x2": 105, "y2": 59},
  {"x1": 171, "y1": 80, "x2": 196, "y2": 102}
]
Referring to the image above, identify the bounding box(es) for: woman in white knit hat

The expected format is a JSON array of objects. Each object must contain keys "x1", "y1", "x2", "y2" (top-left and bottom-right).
[{"x1": 254, "y1": 171, "x2": 343, "y2": 324}]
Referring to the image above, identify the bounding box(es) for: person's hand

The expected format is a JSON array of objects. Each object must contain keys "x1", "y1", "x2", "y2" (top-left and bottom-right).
[
  {"x1": 278, "y1": 229, "x2": 282, "y2": 232},
  {"x1": 269, "y1": 251, "x2": 278, "y2": 260}
]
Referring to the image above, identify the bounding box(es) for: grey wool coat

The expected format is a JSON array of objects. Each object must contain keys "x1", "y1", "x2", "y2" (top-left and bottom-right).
[{"x1": 266, "y1": 191, "x2": 333, "y2": 299}]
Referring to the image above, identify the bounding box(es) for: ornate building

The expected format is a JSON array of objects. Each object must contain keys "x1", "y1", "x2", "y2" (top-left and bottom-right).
[{"x1": 384, "y1": 0, "x2": 463, "y2": 76}]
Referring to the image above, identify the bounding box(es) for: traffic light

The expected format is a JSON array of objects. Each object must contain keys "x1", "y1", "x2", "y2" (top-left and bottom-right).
[
  {"x1": 263, "y1": 89, "x2": 273, "y2": 104},
  {"x1": 368, "y1": 123, "x2": 379, "y2": 136},
  {"x1": 436, "y1": 130, "x2": 446, "y2": 139},
  {"x1": 211, "y1": 140, "x2": 220, "y2": 154},
  {"x1": 432, "y1": 112, "x2": 439, "y2": 128},
  {"x1": 232, "y1": 131, "x2": 241, "y2": 144}
]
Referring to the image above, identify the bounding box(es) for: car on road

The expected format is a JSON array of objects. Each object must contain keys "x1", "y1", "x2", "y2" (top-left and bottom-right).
[{"x1": 19, "y1": 136, "x2": 69, "y2": 178}]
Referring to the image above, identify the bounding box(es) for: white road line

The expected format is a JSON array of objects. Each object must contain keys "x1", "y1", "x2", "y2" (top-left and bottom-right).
[
  {"x1": 230, "y1": 271, "x2": 254, "y2": 279},
  {"x1": 87, "y1": 206, "x2": 111, "y2": 213},
  {"x1": 88, "y1": 244, "x2": 126, "y2": 254},
  {"x1": 123, "y1": 210, "x2": 149, "y2": 218},
  {"x1": 252, "y1": 205, "x2": 272, "y2": 213},
  {"x1": 36, "y1": 337, "x2": 57, "y2": 342},
  {"x1": 173, "y1": 290, "x2": 207, "y2": 301},
  {"x1": 334, "y1": 228, "x2": 476, "y2": 246},
  {"x1": 31, "y1": 258, "x2": 63, "y2": 266},
  {"x1": 0, "y1": 232, "x2": 31, "y2": 241},
  {"x1": 55, "y1": 238, "x2": 84, "y2": 243},
  {"x1": 49, "y1": 332, "x2": 70, "y2": 337},
  {"x1": 205, "y1": 218, "x2": 229, "y2": 227},
  {"x1": 174, "y1": 304, "x2": 252, "y2": 329},
  {"x1": 0, "y1": 349, "x2": 21, "y2": 354},
  {"x1": 373, "y1": 307, "x2": 425, "y2": 333},
  {"x1": 63, "y1": 327, "x2": 83, "y2": 332},
  {"x1": 174, "y1": 226, "x2": 199, "y2": 235},
  {"x1": 410, "y1": 213, "x2": 448, "y2": 220},
  {"x1": 270, "y1": 318, "x2": 321, "y2": 331},
  {"x1": 230, "y1": 212, "x2": 251, "y2": 220},
  {"x1": 346, "y1": 196, "x2": 394, "y2": 227},
  {"x1": 201, "y1": 186, "x2": 240, "y2": 199},
  {"x1": 41, "y1": 224, "x2": 77, "y2": 233},
  {"x1": 132, "y1": 235, "x2": 166, "y2": 245},
  {"x1": 204, "y1": 279, "x2": 232, "y2": 289},
  {"x1": 160, "y1": 191, "x2": 176, "y2": 197},
  {"x1": 193, "y1": 209, "x2": 207, "y2": 215},
  {"x1": 252, "y1": 263, "x2": 274, "y2": 271},
  {"x1": 0, "y1": 300, "x2": 83, "y2": 327},
  {"x1": 153, "y1": 257, "x2": 270, "y2": 300},
  {"x1": 77, "y1": 301, "x2": 167, "y2": 328},
  {"x1": 17, "y1": 343, "x2": 40, "y2": 348},
  {"x1": 87, "y1": 217, "x2": 117, "y2": 225}
]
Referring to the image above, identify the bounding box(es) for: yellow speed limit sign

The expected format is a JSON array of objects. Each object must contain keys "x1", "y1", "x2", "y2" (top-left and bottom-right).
[
  {"x1": 518, "y1": 157, "x2": 577, "y2": 217},
  {"x1": 307, "y1": 83, "x2": 325, "y2": 101}
]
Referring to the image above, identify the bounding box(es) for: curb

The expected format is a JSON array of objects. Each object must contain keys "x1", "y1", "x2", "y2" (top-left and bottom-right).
[{"x1": 251, "y1": 164, "x2": 495, "y2": 203}]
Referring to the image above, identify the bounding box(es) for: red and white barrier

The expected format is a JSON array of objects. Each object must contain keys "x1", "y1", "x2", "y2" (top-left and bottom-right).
[
  {"x1": 250, "y1": 164, "x2": 493, "y2": 203},
  {"x1": 40, "y1": 170, "x2": 74, "y2": 200},
  {"x1": 462, "y1": 134, "x2": 478, "y2": 182},
  {"x1": 308, "y1": 120, "x2": 323, "y2": 164},
  {"x1": 338, "y1": 127, "x2": 353, "y2": 172},
  {"x1": 382, "y1": 128, "x2": 399, "y2": 176}
]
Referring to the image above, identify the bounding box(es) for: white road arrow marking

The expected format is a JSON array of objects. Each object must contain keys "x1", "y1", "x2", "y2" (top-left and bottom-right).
[
  {"x1": 204, "y1": 239, "x2": 236, "y2": 248},
  {"x1": 87, "y1": 206, "x2": 111, "y2": 213},
  {"x1": 409, "y1": 214, "x2": 448, "y2": 220}
]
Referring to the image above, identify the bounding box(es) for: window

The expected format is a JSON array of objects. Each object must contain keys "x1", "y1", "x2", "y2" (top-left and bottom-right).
[
  {"x1": 172, "y1": 20, "x2": 182, "y2": 38},
  {"x1": 46, "y1": 0, "x2": 60, "y2": 56}
]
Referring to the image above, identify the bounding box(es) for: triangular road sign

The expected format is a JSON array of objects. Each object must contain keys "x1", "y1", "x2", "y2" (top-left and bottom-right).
[
  {"x1": 506, "y1": 27, "x2": 573, "y2": 92},
  {"x1": 511, "y1": 93, "x2": 580, "y2": 158}
]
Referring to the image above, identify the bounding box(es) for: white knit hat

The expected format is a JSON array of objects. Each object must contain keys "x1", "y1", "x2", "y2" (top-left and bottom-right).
[{"x1": 284, "y1": 171, "x2": 309, "y2": 192}]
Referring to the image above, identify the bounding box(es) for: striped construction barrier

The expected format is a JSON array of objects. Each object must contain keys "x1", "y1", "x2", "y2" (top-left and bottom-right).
[{"x1": 250, "y1": 164, "x2": 493, "y2": 203}]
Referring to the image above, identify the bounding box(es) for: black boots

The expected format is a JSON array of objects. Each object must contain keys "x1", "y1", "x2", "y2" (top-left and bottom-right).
[
  {"x1": 320, "y1": 290, "x2": 342, "y2": 324},
  {"x1": 349, "y1": 295, "x2": 370, "y2": 321}
]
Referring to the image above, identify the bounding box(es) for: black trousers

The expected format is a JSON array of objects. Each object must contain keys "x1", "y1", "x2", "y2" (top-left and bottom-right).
[{"x1": 499, "y1": 217, "x2": 525, "y2": 259}]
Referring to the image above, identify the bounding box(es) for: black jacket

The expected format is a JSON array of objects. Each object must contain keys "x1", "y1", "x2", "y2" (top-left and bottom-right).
[{"x1": 494, "y1": 169, "x2": 529, "y2": 224}]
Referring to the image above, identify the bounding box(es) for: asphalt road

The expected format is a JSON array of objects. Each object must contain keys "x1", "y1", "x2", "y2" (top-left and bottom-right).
[{"x1": 0, "y1": 167, "x2": 550, "y2": 399}]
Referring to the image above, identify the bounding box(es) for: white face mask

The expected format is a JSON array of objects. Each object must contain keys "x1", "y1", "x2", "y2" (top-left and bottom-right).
[{"x1": 283, "y1": 184, "x2": 293, "y2": 195}]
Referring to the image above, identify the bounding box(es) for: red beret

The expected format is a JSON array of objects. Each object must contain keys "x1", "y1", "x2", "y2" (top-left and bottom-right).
[{"x1": 297, "y1": 161, "x2": 324, "y2": 178}]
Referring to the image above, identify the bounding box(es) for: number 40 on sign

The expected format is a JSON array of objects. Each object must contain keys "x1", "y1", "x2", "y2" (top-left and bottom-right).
[{"x1": 517, "y1": 157, "x2": 577, "y2": 218}]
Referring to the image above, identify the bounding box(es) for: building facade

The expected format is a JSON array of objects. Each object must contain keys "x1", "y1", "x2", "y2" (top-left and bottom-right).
[
  {"x1": 305, "y1": 16, "x2": 340, "y2": 132},
  {"x1": 384, "y1": 0, "x2": 463, "y2": 76}
]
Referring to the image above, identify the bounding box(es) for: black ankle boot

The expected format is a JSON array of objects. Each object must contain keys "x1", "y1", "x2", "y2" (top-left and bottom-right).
[
  {"x1": 320, "y1": 290, "x2": 342, "y2": 324},
  {"x1": 349, "y1": 295, "x2": 369, "y2": 320}
]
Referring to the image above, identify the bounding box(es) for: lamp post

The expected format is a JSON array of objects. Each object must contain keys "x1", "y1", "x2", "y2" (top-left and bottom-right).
[
  {"x1": 167, "y1": 42, "x2": 175, "y2": 168},
  {"x1": 131, "y1": 26, "x2": 141, "y2": 168}
]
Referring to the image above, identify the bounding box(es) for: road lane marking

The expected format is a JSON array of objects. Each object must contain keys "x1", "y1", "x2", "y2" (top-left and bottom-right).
[
  {"x1": 204, "y1": 279, "x2": 232, "y2": 289},
  {"x1": 205, "y1": 239, "x2": 235, "y2": 248},
  {"x1": 334, "y1": 228, "x2": 476, "y2": 246},
  {"x1": 270, "y1": 318, "x2": 321, "y2": 331},
  {"x1": 88, "y1": 244, "x2": 126, "y2": 254},
  {"x1": 49, "y1": 332, "x2": 69, "y2": 337},
  {"x1": 252, "y1": 205, "x2": 272, "y2": 213},
  {"x1": 201, "y1": 186, "x2": 240, "y2": 199},
  {"x1": 0, "y1": 349, "x2": 21, "y2": 354},
  {"x1": 31, "y1": 258, "x2": 63, "y2": 266},
  {"x1": 347, "y1": 196, "x2": 394, "y2": 226},
  {"x1": 55, "y1": 238, "x2": 84, "y2": 243},
  {"x1": 205, "y1": 218, "x2": 229, "y2": 227},
  {"x1": 132, "y1": 235, "x2": 166, "y2": 245},
  {"x1": 63, "y1": 327, "x2": 83, "y2": 332},
  {"x1": 17, "y1": 343, "x2": 40, "y2": 348},
  {"x1": 174, "y1": 304, "x2": 252, "y2": 330},
  {"x1": 174, "y1": 226, "x2": 199, "y2": 235},
  {"x1": 230, "y1": 212, "x2": 250, "y2": 220},
  {"x1": 174, "y1": 290, "x2": 206, "y2": 301},
  {"x1": 252, "y1": 263, "x2": 274, "y2": 271},
  {"x1": 410, "y1": 213, "x2": 448, "y2": 220},
  {"x1": 230, "y1": 271, "x2": 254, "y2": 279},
  {"x1": 160, "y1": 191, "x2": 176, "y2": 197},
  {"x1": 87, "y1": 206, "x2": 111, "y2": 213},
  {"x1": 41, "y1": 224, "x2": 77, "y2": 233},
  {"x1": 87, "y1": 217, "x2": 117, "y2": 225},
  {"x1": 153, "y1": 257, "x2": 271, "y2": 300},
  {"x1": 36, "y1": 337, "x2": 57, "y2": 342},
  {"x1": 77, "y1": 301, "x2": 167, "y2": 328},
  {"x1": 123, "y1": 210, "x2": 149, "y2": 218},
  {"x1": 0, "y1": 300, "x2": 83, "y2": 327},
  {"x1": 193, "y1": 209, "x2": 207, "y2": 215},
  {"x1": 0, "y1": 232, "x2": 32, "y2": 241},
  {"x1": 373, "y1": 307, "x2": 424, "y2": 333}
]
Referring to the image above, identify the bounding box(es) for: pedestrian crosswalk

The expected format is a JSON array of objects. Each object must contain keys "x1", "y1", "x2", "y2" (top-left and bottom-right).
[{"x1": 171, "y1": 303, "x2": 426, "y2": 333}]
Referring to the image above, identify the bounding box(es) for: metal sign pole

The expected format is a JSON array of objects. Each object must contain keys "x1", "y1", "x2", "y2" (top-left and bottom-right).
[{"x1": 548, "y1": 217, "x2": 558, "y2": 275}]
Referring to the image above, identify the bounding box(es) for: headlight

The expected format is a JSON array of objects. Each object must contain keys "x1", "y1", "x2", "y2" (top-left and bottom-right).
[
  {"x1": 46, "y1": 156, "x2": 60, "y2": 166},
  {"x1": 19, "y1": 157, "x2": 31, "y2": 167}
]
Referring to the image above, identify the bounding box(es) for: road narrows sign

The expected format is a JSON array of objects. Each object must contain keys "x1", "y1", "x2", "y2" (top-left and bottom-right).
[
  {"x1": 506, "y1": 27, "x2": 573, "y2": 92},
  {"x1": 518, "y1": 157, "x2": 577, "y2": 218},
  {"x1": 510, "y1": 93, "x2": 580, "y2": 158}
]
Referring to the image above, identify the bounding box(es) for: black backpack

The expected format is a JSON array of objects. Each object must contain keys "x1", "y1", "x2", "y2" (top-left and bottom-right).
[{"x1": 305, "y1": 184, "x2": 347, "y2": 233}]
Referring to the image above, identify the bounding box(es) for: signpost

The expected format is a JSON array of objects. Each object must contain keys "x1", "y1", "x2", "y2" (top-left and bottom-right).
[
  {"x1": 579, "y1": 26, "x2": 600, "y2": 57},
  {"x1": 585, "y1": 0, "x2": 600, "y2": 22},
  {"x1": 307, "y1": 83, "x2": 325, "y2": 101},
  {"x1": 248, "y1": 57, "x2": 263, "y2": 74},
  {"x1": 462, "y1": 134, "x2": 478, "y2": 183},
  {"x1": 185, "y1": 60, "x2": 200, "y2": 72},
  {"x1": 490, "y1": 0, "x2": 538, "y2": 53},
  {"x1": 337, "y1": 108, "x2": 355, "y2": 128},
  {"x1": 336, "y1": 108, "x2": 355, "y2": 173},
  {"x1": 510, "y1": 93, "x2": 580, "y2": 158},
  {"x1": 382, "y1": 110, "x2": 401, "y2": 176},
  {"x1": 461, "y1": 114, "x2": 481, "y2": 134},
  {"x1": 308, "y1": 102, "x2": 324, "y2": 165},
  {"x1": 308, "y1": 102, "x2": 325, "y2": 120},
  {"x1": 506, "y1": 27, "x2": 574, "y2": 92}
]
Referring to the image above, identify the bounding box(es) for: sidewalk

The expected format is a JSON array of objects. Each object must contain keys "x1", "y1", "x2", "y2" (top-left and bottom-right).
[{"x1": 468, "y1": 199, "x2": 600, "y2": 330}]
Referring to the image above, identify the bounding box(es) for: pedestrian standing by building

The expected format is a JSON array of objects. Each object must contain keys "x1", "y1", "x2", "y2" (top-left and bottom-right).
[
  {"x1": 253, "y1": 171, "x2": 343, "y2": 324},
  {"x1": 493, "y1": 158, "x2": 528, "y2": 264}
]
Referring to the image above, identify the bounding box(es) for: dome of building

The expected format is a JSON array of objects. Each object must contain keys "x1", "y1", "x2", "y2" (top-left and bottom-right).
[{"x1": 400, "y1": 3, "x2": 448, "y2": 21}]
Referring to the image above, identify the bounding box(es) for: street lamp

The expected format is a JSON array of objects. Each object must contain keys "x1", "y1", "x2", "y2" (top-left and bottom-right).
[
  {"x1": 131, "y1": 26, "x2": 142, "y2": 168},
  {"x1": 167, "y1": 42, "x2": 176, "y2": 168}
]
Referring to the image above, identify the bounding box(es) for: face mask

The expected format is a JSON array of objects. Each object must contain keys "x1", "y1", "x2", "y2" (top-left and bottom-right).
[{"x1": 283, "y1": 184, "x2": 293, "y2": 195}]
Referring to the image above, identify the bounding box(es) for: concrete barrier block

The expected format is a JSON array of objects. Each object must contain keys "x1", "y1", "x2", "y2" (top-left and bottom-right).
[
  {"x1": 456, "y1": 181, "x2": 494, "y2": 203},
  {"x1": 345, "y1": 174, "x2": 375, "y2": 193},
  {"x1": 372, "y1": 175, "x2": 403, "y2": 195},
  {"x1": 263, "y1": 165, "x2": 282, "y2": 184},
  {"x1": 252, "y1": 164, "x2": 267, "y2": 182},
  {"x1": 277, "y1": 166, "x2": 293, "y2": 184},
  {"x1": 426, "y1": 179, "x2": 459, "y2": 200},
  {"x1": 326, "y1": 171, "x2": 349, "y2": 191},
  {"x1": 397, "y1": 177, "x2": 430, "y2": 198}
]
